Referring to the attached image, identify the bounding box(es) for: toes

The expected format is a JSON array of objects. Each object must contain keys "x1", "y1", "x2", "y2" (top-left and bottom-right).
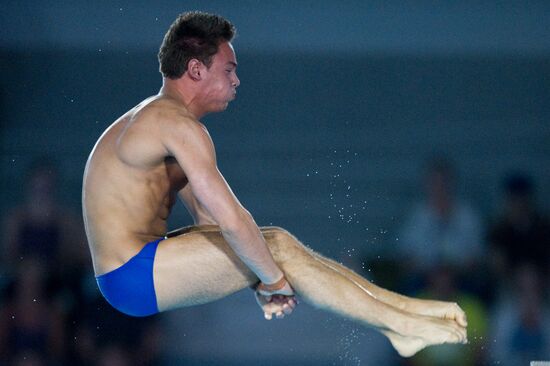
[
  {"x1": 459, "y1": 312, "x2": 468, "y2": 328},
  {"x1": 452, "y1": 323, "x2": 468, "y2": 344},
  {"x1": 461, "y1": 328, "x2": 468, "y2": 344},
  {"x1": 442, "y1": 320, "x2": 467, "y2": 344},
  {"x1": 447, "y1": 330, "x2": 463, "y2": 344},
  {"x1": 451, "y1": 303, "x2": 468, "y2": 327}
]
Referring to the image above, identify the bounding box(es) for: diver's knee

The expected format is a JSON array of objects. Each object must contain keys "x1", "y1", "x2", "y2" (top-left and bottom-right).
[
  {"x1": 265, "y1": 228, "x2": 305, "y2": 261},
  {"x1": 263, "y1": 226, "x2": 293, "y2": 244},
  {"x1": 263, "y1": 226, "x2": 301, "y2": 244}
]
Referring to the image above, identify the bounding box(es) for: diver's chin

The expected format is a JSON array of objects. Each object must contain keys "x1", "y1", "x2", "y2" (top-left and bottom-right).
[{"x1": 218, "y1": 102, "x2": 229, "y2": 112}]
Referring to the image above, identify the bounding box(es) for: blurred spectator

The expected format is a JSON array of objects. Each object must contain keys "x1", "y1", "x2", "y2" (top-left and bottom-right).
[
  {"x1": 135, "y1": 319, "x2": 165, "y2": 366},
  {"x1": 489, "y1": 263, "x2": 550, "y2": 366},
  {"x1": 397, "y1": 156, "x2": 484, "y2": 292},
  {"x1": 12, "y1": 350, "x2": 47, "y2": 366},
  {"x1": 2, "y1": 158, "x2": 88, "y2": 274},
  {"x1": 407, "y1": 265, "x2": 488, "y2": 366},
  {"x1": 70, "y1": 321, "x2": 96, "y2": 366},
  {"x1": 488, "y1": 173, "x2": 550, "y2": 283},
  {"x1": 68, "y1": 296, "x2": 164, "y2": 365},
  {"x1": 0, "y1": 157, "x2": 166, "y2": 365},
  {"x1": 96, "y1": 344, "x2": 132, "y2": 366},
  {"x1": 1, "y1": 158, "x2": 91, "y2": 324},
  {"x1": 0, "y1": 258, "x2": 66, "y2": 364}
]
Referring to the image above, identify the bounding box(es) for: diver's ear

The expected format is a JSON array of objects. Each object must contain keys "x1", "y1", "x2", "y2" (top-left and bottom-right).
[{"x1": 187, "y1": 59, "x2": 204, "y2": 81}]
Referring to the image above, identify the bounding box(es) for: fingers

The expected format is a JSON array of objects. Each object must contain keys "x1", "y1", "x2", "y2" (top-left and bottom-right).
[
  {"x1": 261, "y1": 294, "x2": 299, "y2": 320},
  {"x1": 265, "y1": 310, "x2": 285, "y2": 320},
  {"x1": 271, "y1": 301, "x2": 293, "y2": 319}
]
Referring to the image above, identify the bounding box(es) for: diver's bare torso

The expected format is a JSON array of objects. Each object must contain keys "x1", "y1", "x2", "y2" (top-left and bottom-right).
[{"x1": 82, "y1": 96, "x2": 197, "y2": 275}]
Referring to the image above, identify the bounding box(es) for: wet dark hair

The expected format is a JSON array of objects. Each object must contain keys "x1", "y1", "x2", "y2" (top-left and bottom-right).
[{"x1": 158, "y1": 11, "x2": 236, "y2": 79}]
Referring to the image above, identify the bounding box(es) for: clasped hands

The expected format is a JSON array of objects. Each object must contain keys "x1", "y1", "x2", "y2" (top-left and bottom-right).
[{"x1": 253, "y1": 278, "x2": 298, "y2": 320}]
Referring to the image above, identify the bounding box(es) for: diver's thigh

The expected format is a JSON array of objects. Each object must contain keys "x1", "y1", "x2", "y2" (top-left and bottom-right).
[{"x1": 153, "y1": 229, "x2": 256, "y2": 312}]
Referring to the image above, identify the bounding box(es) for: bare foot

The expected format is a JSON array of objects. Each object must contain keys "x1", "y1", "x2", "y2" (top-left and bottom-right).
[
  {"x1": 382, "y1": 330, "x2": 426, "y2": 357},
  {"x1": 405, "y1": 299, "x2": 468, "y2": 328},
  {"x1": 384, "y1": 315, "x2": 468, "y2": 357}
]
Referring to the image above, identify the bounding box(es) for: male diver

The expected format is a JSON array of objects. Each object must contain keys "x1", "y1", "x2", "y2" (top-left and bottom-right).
[{"x1": 82, "y1": 11, "x2": 468, "y2": 357}]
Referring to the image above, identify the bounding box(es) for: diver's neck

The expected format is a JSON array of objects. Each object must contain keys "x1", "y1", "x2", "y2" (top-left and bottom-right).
[{"x1": 160, "y1": 79, "x2": 206, "y2": 119}]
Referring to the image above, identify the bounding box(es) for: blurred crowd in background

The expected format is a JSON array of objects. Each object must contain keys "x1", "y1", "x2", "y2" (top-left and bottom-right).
[
  {"x1": 1, "y1": 155, "x2": 548, "y2": 366},
  {"x1": 0, "y1": 159, "x2": 164, "y2": 366}
]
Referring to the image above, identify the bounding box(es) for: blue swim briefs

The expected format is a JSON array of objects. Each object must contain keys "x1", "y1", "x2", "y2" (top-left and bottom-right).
[{"x1": 96, "y1": 238, "x2": 163, "y2": 317}]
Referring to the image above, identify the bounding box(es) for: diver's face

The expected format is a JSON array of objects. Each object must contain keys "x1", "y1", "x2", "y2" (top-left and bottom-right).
[{"x1": 201, "y1": 42, "x2": 240, "y2": 112}]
